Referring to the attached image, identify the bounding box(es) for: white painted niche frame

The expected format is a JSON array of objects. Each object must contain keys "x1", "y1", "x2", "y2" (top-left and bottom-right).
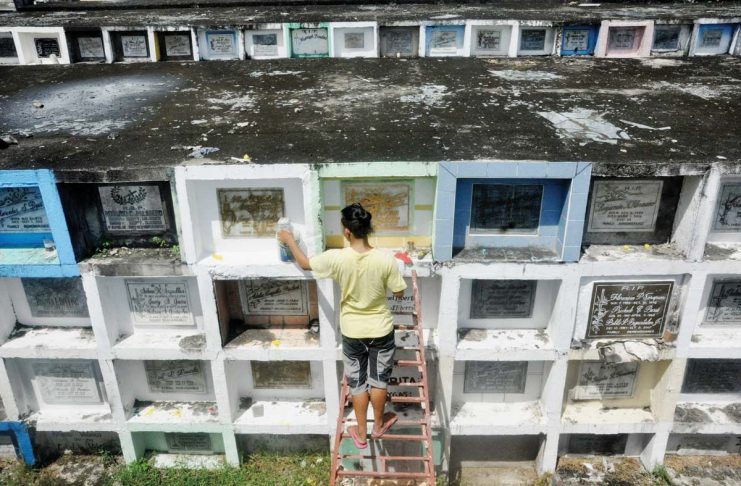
[
  {"x1": 196, "y1": 28, "x2": 245, "y2": 61},
  {"x1": 3, "y1": 277, "x2": 91, "y2": 328},
  {"x1": 330, "y1": 22, "x2": 378, "y2": 58},
  {"x1": 595, "y1": 20, "x2": 655, "y2": 58},
  {"x1": 244, "y1": 24, "x2": 289, "y2": 59},
  {"x1": 101, "y1": 26, "x2": 155, "y2": 63},
  {"x1": 465, "y1": 20, "x2": 518, "y2": 57},
  {"x1": 11, "y1": 26, "x2": 71, "y2": 65}
]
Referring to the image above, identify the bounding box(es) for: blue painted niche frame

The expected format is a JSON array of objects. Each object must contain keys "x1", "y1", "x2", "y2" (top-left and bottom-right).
[
  {"x1": 695, "y1": 23, "x2": 737, "y2": 53},
  {"x1": 433, "y1": 161, "x2": 592, "y2": 262},
  {"x1": 561, "y1": 25, "x2": 599, "y2": 56},
  {"x1": 0, "y1": 170, "x2": 78, "y2": 277},
  {"x1": 0, "y1": 421, "x2": 36, "y2": 466}
]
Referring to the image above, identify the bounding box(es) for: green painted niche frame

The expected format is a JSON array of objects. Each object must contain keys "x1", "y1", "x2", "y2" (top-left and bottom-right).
[{"x1": 287, "y1": 22, "x2": 332, "y2": 58}]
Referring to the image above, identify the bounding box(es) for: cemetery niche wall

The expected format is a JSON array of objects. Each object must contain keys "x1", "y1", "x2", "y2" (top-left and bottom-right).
[
  {"x1": 288, "y1": 23, "x2": 329, "y2": 58},
  {"x1": 13, "y1": 27, "x2": 70, "y2": 64},
  {"x1": 560, "y1": 24, "x2": 599, "y2": 56},
  {"x1": 467, "y1": 21, "x2": 515, "y2": 57},
  {"x1": 244, "y1": 24, "x2": 287, "y2": 59},
  {"x1": 425, "y1": 24, "x2": 465, "y2": 57},
  {"x1": 108, "y1": 29, "x2": 150, "y2": 62},
  {"x1": 197, "y1": 28, "x2": 240, "y2": 61},
  {"x1": 379, "y1": 25, "x2": 420, "y2": 58},
  {"x1": 651, "y1": 23, "x2": 692, "y2": 56},
  {"x1": 691, "y1": 22, "x2": 737, "y2": 56},
  {"x1": 154, "y1": 29, "x2": 194, "y2": 62},
  {"x1": 65, "y1": 28, "x2": 105, "y2": 63}
]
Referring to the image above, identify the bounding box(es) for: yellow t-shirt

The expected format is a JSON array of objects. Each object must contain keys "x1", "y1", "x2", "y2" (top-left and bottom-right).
[{"x1": 310, "y1": 247, "x2": 407, "y2": 339}]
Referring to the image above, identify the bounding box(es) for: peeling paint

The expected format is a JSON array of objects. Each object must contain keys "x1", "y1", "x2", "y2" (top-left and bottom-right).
[{"x1": 538, "y1": 109, "x2": 630, "y2": 145}]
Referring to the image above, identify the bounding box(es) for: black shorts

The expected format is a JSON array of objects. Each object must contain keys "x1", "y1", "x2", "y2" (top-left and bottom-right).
[{"x1": 342, "y1": 331, "x2": 396, "y2": 395}]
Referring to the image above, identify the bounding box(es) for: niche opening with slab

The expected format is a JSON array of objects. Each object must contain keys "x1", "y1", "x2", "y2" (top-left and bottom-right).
[
  {"x1": 289, "y1": 24, "x2": 330, "y2": 58},
  {"x1": 237, "y1": 433, "x2": 328, "y2": 457},
  {"x1": 689, "y1": 275, "x2": 741, "y2": 356},
  {"x1": 596, "y1": 21, "x2": 654, "y2": 58},
  {"x1": 674, "y1": 359, "x2": 741, "y2": 434},
  {"x1": 517, "y1": 26, "x2": 556, "y2": 56},
  {"x1": 468, "y1": 22, "x2": 515, "y2": 57},
  {"x1": 244, "y1": 24, "x2": 287, "y2": 59},
  {"x1": 197, "y1": 28, "x2": 240, "y2": 60},
  {"x1": 4, "y1": 358, "x2": 113, "y2": 426},
  {"x1": 109, "y1": 30, "x2": 150, "y2": 62},
  {"x1": 449, "y1": 435, "x2": 545, "y2": 480},
  {"x1": 425, "y1": 24, "x2": 465, "y2": 57},
  {"x1": 154, "y1": 29, "x2": 195, "y2": 61},
  {"x1": 0, "y1": 277, "x2": 94, "y2": 356},
  {"x1": 331, "y1": 23, "x2": 377, "y2": 58},
  {"x1": 130, "y1": 431, "x2": 226, "y2": 467},
  {"x1": 560, "y1": 25, "x2": 599, "y2": 56},
  {"x1": 0, "y1": 185, "x2": 57, "y2": 263},
  {"x1": 456, "y1": 278, "x2": 560, "y2": 356},
  {"x1": 379, "y1": 25, "x2": 420, "y2": 58},
  {"x1": 651, "y1": 24, "x2": 691, "y2": 56},
  {"x1": 451, "y1": 361, "x2": 552, "y2": 434},
  {"x1": 558, "y1": 433, "x2": 654, "y2": 457},
  {"x1": 666, "y1": 434, "x2": 741, "y2": 456},
  {"x1": 216, "y1": 278, "x2": 320, "y2": 350},
  {"x1": 34, "y1": 431, "x2": 121, "y2": 462},
  {"x1": 59, "y1": 182, "x2": 178, "y2": 260},
  {"x1": 115, "y1": 359, "x2": 218, "y2": 426},
  {"x1": 65, "y1": 29, "x2": 106, "y2": 63},
  {"x1": 225, "y1": 360, "x2": 327, "y2": 433},
  {"x1": 704, "y1": 177, "x2": 741, "y2": 258},
  {"x1": 14, "y1": 28, "x2": 70, "y2": 64},
  {"x1": 691, "y1": 23, "x2": 737, "y2": 56}
]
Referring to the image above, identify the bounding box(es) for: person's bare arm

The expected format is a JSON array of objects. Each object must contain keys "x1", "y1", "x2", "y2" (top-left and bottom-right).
[
  {"x1": 392, "y1": 290, "x2": 404, "y2": 299},
  {"x1": 278, "y1": 230, "x2": 311, "y2": 270}
]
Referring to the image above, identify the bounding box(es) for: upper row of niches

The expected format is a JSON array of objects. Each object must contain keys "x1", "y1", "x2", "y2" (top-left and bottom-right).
[{"x1": 58, "y1": 182, "x2": 179, "y2": 261}]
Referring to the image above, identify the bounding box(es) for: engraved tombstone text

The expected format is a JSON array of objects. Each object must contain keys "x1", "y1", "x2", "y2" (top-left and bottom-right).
[
  {"x1": 564, "y1": 29, "x2": 589, "y2": 51},
  {"x1": 574, "y1": 361, "x2": 638, "y2": 399},
  {"x1": 682, "y1": 359, "x2": 741, "y2": 394},
  {"x1": 164, "y1": 34, "x2": 192, "y2": 56},
  {"x1": 252, "y1": 361, "x2": 311, "y2": 388},
  {"x1": 121, "y1": 35, "x2": 147, "y2": 57},
  {"x1": 240, "y1": 280, "x2": 309, "y2": 316},
  {"x1": 218, "y1": 188, "x2": 284, "y2": 237},
  {"x1": 587, "y1": 180, "x2": 663, "y2": 232},
  {"x1": 126, "y1": 280, "x2": 193, "y2": 326},
  {"x1": 464, "y1": 361, "x2": 528, "y2": 393},
  {"x1": 165, "y1": 433, "x2": 212, "y2": 454},
  {"x1": 470, "y1": 280, "x2": 536, "y2": 318},
  {"x1": 33, "y1": 360, "x2": 101, "y2": 404},
  {"x1": 34, "y1": 38, "x2": 60, "y2": 57},
  {"x1": 343, "y1": 182, "x2": 410, "y2": 232},
  {"x1": 77, "y1": 36, "x2": 105, "y2": 59},
  {"x1": 22, "y1": 278, "x2": 89, "y2": 318},
  {"x1": 587, "y1": 281, "x2": 673, "y2": 338},
  {"x1": 705, "y1": 280, "x2": 741, "y2": 324},
  {"x1": 98, "y1": 185, "x2": 166, "y2": 233},
  {"x1": 291, "y1": 28, "x2": 328, "y2": 56},
  {"x1": 0, "y1": 187, "x2": 50, "y2": 233},
  {"x1": 470, "y1": 184, "x2": 542, "y2": 233},
  {"x1": 713, "y1": 182, "x2": 741, "y2": 231},
  {"x1": 520, "y1": 29, "x2": 546, "y2": 50},
  {"x1": 145, "y1": 360, "x2": 207, "y2": 393}
]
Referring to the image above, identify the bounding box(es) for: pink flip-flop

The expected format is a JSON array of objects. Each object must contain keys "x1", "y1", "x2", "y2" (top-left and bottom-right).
[
  {"x1": 371, "y1": 412, "x2": 398, "y2": 439},
  {"x1": 348, "y1": 425, "x2": 367, "y2": 449}
]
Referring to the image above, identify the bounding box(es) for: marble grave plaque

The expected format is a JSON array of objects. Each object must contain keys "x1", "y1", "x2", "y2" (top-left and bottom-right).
[
  {"x1": 387, "y1": 283, "x2": 415, "y2": 314},
  {"x1": 520, "y1": 29, "x2": 546, "y2": 51},
  {"x1": 470, "y1": 280, "x2": 536, "y2": 318},
  {"x1": 344, "y1": 32, "x2": 365, "y2": 49},
  {"x1": 205, "y1": 31, "x2": 235, "y2": 55},
  {"x1": 126, "y1": 280, "x2": 193, "y2": 326},
  {"x1": 713, "y1": 182, "x2": 741, "y2": 231},
  {"x1": 34, "y1": 38, "x2": 60, "y2": 57},
  {"x1": 682, "y1": 359, "x2": 741, "y2": 394},
  {"x1": 22, "y1": 278, "x2": 89, "y2": 318},
  {"x1": 587, "y1": 180, "x2": 663, "y2": 232},
  {"x1": 0, "y1": 187, "x2": 50, "y2": 233},
  {"x1": 252, "y1": 33, "x2": 278, "y2": 56},
  {"x1": 121, "y1": 35, "x2": 148, "y2": 57},
  {"x1": 470, "y1": 183, "x2": 542, "y2": 233},
  {"x1": 653, "y1": 26, "x2": 681, "y2": 50},
  {"x1": 77, "y1": 36, "x2": 105, "y2": 59},
  {"x1": 164, "y1": 34, "x2": 192, "y2": 57},
  {"x1": 165, "y1": 433, "x2": 212, "y2": 454},
  {"x1": 343, "y1": 182, "x2": 411, "y2": 232},
  {"x1": 608, "y1": 27, "x2": 639, "y2": 50},
  {"x1": 476, "y1": 29, "x2": 502, "y2": 51},
  {"x1": 574, "y1": 361, "x2": 638, "y2": 400},
  {"x1": 705, "y1": 280, "x2": 741, "y2": 324},
  {"x1": 291, "y1": 28, "x2": 328, "y2": 56},
  {"x1": 563, "y1": 29, "x2": 590, "y2": 51},
  {"x1": 218, "y1": 188, "x2": 284, "y2": 237},
  {"x1": 0, "y1": 35, "x2": 17, "y2": 58},
  {"x1": 701, "y1": 28, "x2": 723, "y2": 47},
  {"x1": 464, "y1": 361, "x2": 528, "y2": 394},
  {"x1": 145, "y1": 360, "x2": 207, "y2": 394},
  {"x1": 380, "y1": 28, "x2": 416, "y2": 56},
  {"x1": 240, "y1": 279, "x2": 308, "y2": 316},
  {"x1": 98, "y1": 185, "x2": 166, "y2": 233},
  {"x1": 32, "y1": 360, "x2": 102, "y2": 404},
  {"x1": 430, "y1": 30, "x2": 458, "y2": 53},
  {"x1": 587, "y1": 281, "x2": 673, "y2": 338},
  {"x1": 252, "y1": 361, "x2": 311, "y2": 388}
]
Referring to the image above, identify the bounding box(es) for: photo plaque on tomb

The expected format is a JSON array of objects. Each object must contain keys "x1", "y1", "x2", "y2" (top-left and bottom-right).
[
  {"x1": 22, "y1": 278, "x2": 89, "y2": 318},
  {"x1": 343, "y1": 182, "x2": 411, "y2": 232},
  {"x1": 520, "y1": 29, "x2": 546, "y2": 51},
  {"x1": 77, "y1": 36, "x2": 105, "y2": 60},
  {"x1": 98, "y1": 185, "x2": 167, "y2": 233},
  {"x1": 145, "y1": 360, "x2": 207, "y2": 394},
  {"x1": 608, "y1": 27, "x2": 640, "y2": 51},
  {"x1": 162, "y1": 33, "x2": 192, "y2": 58},
  {"x1": 165, "y1": 433, "x2": 212, "y2": 454},
  {"x1": 217, "y1": 188, "x2": 284, "y2": 237},
  {"x1": 251, "y1": 33, "x2": 278, "y2": 57},
  {"x1": 463, "y1": 361, "x2": 528, "y2": 394},
  {"x1": 705, "y1": 280, "x2": 741, "y2": 324},
  {"x1": 251, "y1": 360, "x2": 311, "y2": 388},
  {"x1": 587, "y1": 180, "x2": 663, "y2": 232},
  {"x1": 653, "y1": 26, "x2": 681, "y2": 50},
  {"x1": 586, "y1": 281, "x2": 673, "y2": 338},
  {"x1": 239, "y1": 280, "x2": 309, "y2": 316},
  {"x1": 379, "y1": 27, "x2": 418, "y2": 57},
  {"x1": 32, "y1": 360, "x2": 102, "y2": 405},
  {"x1": 563, "y1": 29, "x2": 590, "y2": 52},
  {"x1": 470, "y1": 183, "x2": 542, "y2": 234},
  {"x1": 291, "y1": 28, "x2": 328, "y2": 57},
  {"x1": 0, "y1": 34, "x2": 16, "y2": 58},
  {"x1": 574, "y1": 361, "x2": 639, "y2": 400},
  {"x1": 344, "y1": 32, "x2": 365, "y2": 49},
  {"x1": 682, "y1": 359, "x2": 741, "y2": 394},
  {"x1": 205, "y1": 31, "x2": 236, "y2": 57},
  {"x1": 0, "y1": 187, "x2": 50, "y2": 233},
  {"x1": 34, "y1": 38, "x2": 61, "y2": 58},
  {"x1": 712, "y1": 182, "x2": 741, "y2": 232},
  {"x1": 126, "y1": 280, "x2": 193, "y2": 326},
  {"x1": 470, "y1": 280, "x2": 536, "y2": 319}
]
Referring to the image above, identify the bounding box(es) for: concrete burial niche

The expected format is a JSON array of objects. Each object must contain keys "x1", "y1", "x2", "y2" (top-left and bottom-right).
[
  {"x1": 651, "y1": 23, "x2": 692, "y2": 56},
  {"x1": 449, "y1": 435, "x2": 544, "y2": 483},
  {"x1": 288, "y1": 23, "x2": 330, "y2": 58},
  {"x1": 58, "y1": 181, "x2": 178, "y2": 261},
  {"x1": 34, "y1": 430, "x2": 121, "y2": 462},
  {"x1": 0, "y1": 30, "x2": 19, "y2": 64},
  {"x1": 689, "y1": 275, "x2": 741, "y2": 357},
  {"x1": 215, "y1": 278, "x2": 320, "y2": 349},
  {"x1": 690, "y1": 22, "x2": 737, "y2": 56},
  {"x1": 106, "y1": 28, "x2": 152, "y2": 63},
  {"x1": 517, "y1": 25, "x2": 556, "y2": 56},
  {"x1": 666, "y1": 434, "x2": 741, "y2": 456},
  {"x1": 224, "y1": 360, "x2": 327, "y2": 434},
  {"x1": 130, "y1": 431, "x2": 226, "y2": 467},
  {"x1": 65, "y1": 29, "x2": 106, "y2": 63},
  {"x1": 4, "y1": 358, "x2": 113, "y2": 427},
  {"x1": 114, "y1": 359, "x2": 218, "y2": 425},
  {"x1": 12, "y1": 27, "x2": 70, "y2": 65},
  {"x1": 558, "y1": 433, "x2": 655, "y2": 460},
  {"x1": 197, "y1": 28, "x2": 242, "y2": 61},
  {"x1": 467, "y1": 21, "x2": 516, "y2": 58},
  {"x1": 153, "y1": 29, "x2": 196, "y2": 62},
  {"x1": 378, "y1": 25, "x2": 420, "y2": 58},
  {"x1": 237, "y1": 433, "x2": 327, "y2": 457},
  {"x1": 330, "y1": 22, "x2": 377, "y2": 58},
  {"x1": 560, "y1": 25, "x2": 599, "y2": 56},
  {"x1": 595, "y1": 20, "x2": 654, "y2": 58},
  {"x1": 705, "y1": 177, "x2": 741, "y2": 250},
  {"x1": 424, "y1": 24, "x2": 466, "y2": 57},
  {"x1": 244, "y1": 24, "x2": 288, "y2": 59}
]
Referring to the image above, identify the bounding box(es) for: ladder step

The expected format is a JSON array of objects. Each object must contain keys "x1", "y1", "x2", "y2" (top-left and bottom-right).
[
  {"x1": 340, "y1": 455, "x2": 430, "y2": 462},
  {"x1": 394, "y1": 382, "x2": 424, "y2": 387},
  {"x1": 341, "y1": 433, "x2": 428, "y2": 442},
  {"x1": 337, "y1": 470, "x2": 430, "y2": 479},
  {"x1": 390, "y1": 395, "x2": 426, "y2": 403},
  {"x1": 343, "y1": 418, "x2": 429, "y2": 427},
  {"x1": 394, "y1": 359, "x2": 422, "y2": 367}
]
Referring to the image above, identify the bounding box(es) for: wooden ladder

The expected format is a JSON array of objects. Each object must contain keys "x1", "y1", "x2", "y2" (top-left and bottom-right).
[{"x1": 330, "y1": 270, "x2": 436, "y2": 485}]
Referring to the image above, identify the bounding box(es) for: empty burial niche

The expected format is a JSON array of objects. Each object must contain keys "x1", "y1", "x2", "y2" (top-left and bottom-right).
[
  {"x1": 58, "y1": 181, "x2": 178, "y2": 260},
  {"x1": 0, "y1": 185, "x2": 57, "y2": 263},
  {"x1": 5, "y1": 358, "x2": 112, "y2": 423},
  {"x1": 238, "y1": 434, "x2": 328, "y2": 456},
  {"x1": 379, "y1": 26, "x2": 419, "y2": 58},
  {"x1": 681, "y1": 359, "x2": 741, "y2": 396},
  {"x1": 115, "y1": 360, "x2": 218, "y2": 424},
  {"x1": 322, "y1": 177, "x2": 435, "y2": 256},
  {"x1": 651, "y1": 24, "x2": 692, "y2": 55},
  {"x1": 65, "y1": 29, "x2": 106, "y2": 63},
  {"x1": 667, "y1": 434, "x2": 741, "y2": 456},
  {"x1": 450, "y1": 435, "x2": 544, "y2": 478},
  {"x1": 452, "y1": 178, "x2": 569, "y2": 260},
  {"x1": 131, "y1": 431, "x2": 226, "y2": 467},
  {"x1": 226, "y1": 360, "x2": 326, "y2": 428},
  {"x1": 582, "y1": 176, "x2": 685, "y2": 254},
  {"x1": 34, "y1": 431, "x2": 121, "y2": 462},
  {"x1": 154, "y1": 30, "x2": 194, "y2": 61},
  {"x1": 0, "y1": 31, "x2": 19, "y2": 64},
  {"x1": 559, "y1": 433, "x2": 653, "y2": 457},
  {"x1": 562, "y1": 360, "x2": 672, "y2": 425},
  {"x1": 97, "y1": 276, "x2": 203, "y2": 351},
  {"x1": 110, "y1": 30, "x2": 150, "y2": 62},
  {"x1": 216, "y1": 278, "x2": 320, "y2": 348}
]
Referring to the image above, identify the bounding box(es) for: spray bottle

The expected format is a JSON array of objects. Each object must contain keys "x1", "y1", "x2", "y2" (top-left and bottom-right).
[{"x1": 276, "y1": 217, "x2": 300, "y2": 262}]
